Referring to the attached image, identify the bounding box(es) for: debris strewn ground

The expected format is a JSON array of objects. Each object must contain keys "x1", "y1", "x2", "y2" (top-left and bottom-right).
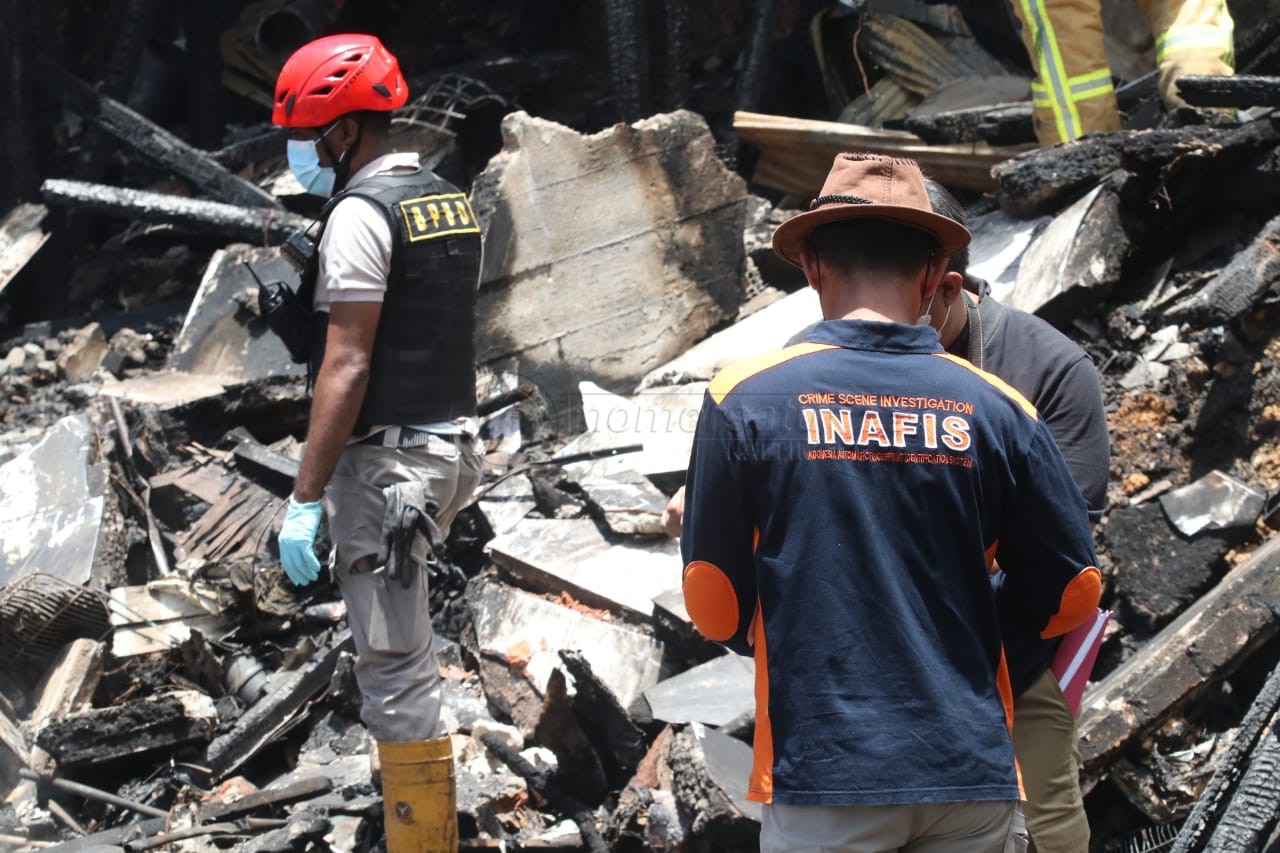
[{"x1": 2, "y1": 2, "x2": 1280, "y2": 851}]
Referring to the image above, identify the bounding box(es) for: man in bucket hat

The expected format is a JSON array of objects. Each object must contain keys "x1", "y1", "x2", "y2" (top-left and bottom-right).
[{"x1": 680, "y1": 153, "x2": 1102, "y2": 851}]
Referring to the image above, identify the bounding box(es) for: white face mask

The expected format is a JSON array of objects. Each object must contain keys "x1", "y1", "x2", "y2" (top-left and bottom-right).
[{"x1": 286, "y1": 121, "x2": 342, "y2": 197}]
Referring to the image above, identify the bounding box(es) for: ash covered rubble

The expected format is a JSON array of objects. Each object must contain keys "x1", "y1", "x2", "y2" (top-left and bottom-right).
[{"x1": 1, "y1": 2, "x2": 1280, "y2": 852}]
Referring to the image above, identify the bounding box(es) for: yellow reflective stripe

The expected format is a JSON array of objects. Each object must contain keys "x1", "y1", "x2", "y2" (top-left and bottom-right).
[
  {"x1": 1156, "y1": 26, "x2": 1235, "y2": 63},
  {"x1": 1017, "y1": 0, "x2": 1078, "y2": 141},
  {"x1": 1067, "y1": 68, "x2": 1111, "y2": 88},
  {"x1": 1033, "y1": 72, "x2": 1112, "y2": 103},
  {"x1": 1070, "y1": 76, "x2": 1114, "y2": 100}
]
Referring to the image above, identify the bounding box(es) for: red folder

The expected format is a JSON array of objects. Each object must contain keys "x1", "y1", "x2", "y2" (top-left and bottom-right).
[{"x1": 1051, "y1": 609, "x2": 1111, "y2": 716}]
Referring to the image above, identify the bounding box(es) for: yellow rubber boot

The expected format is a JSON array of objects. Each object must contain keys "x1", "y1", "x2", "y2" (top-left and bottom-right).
[{"x1": 378, "y1": 736, "x2": 458, "y2": 853}]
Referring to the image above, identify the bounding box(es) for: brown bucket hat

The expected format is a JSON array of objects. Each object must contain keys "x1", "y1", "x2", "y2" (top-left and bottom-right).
[{"x1": 772, "y1": 153, "x2": 971, "y2": 269}]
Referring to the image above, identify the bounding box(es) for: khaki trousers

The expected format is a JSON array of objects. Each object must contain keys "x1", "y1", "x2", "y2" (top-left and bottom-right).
[
  {"x1": 324, "y1": 434, "x2": 483, "y2": 742},
  {"x1": 1011, "y1": 670, "x2": 1088, "y2": 853},
  {"x1": 760, "y1": 801, "x2": 1026, "y2": 852},
  {"x1": 1009, "y1": 0, "x2": 1233, "y2": 144}
]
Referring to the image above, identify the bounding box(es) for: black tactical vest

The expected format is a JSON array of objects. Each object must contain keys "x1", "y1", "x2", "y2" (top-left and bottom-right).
[{"x1": 303, "y1": 168, "x2": 482, "y2": 428}]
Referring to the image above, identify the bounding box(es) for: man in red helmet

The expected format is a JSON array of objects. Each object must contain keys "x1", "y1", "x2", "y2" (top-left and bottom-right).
[{"x1": 271, "y1": 34, "x2": 483, "y2": 852}]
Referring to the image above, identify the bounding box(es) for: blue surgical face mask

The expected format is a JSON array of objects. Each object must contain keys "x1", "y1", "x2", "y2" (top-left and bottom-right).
[{"x1": 287, "y1": 123, "x2": 340, "y2": 196}]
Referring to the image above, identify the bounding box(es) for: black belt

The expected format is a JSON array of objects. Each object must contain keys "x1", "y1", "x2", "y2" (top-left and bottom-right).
[{"x1": 356, "y1": 427, "x2": 460, "y2": 449}]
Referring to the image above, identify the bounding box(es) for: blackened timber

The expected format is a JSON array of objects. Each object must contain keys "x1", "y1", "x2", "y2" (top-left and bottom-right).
[
  {"x1": 35, "y1": 690, "x2": 218, "y2": 767},
  {"x1": 1172, "y1": 659, "x2": 1280, "y2": 852},
  {"x1": 53, "y1": 68, "x2": 278, "y2": 208},
  {"x1": 1163, "y1": 214, "x2": 1280, "y2": 325},
  {"x1": 559, "y1": 650, "x2": 646, "y2": 789},
  {"x1": 1204, "y1": 722, "x2": 1280, "y2": 852},
  {"x1": 1177, "y1": 75, "x2": 1280, "y2": 108},
  {"x1": 477, "y1": 732, "x2": 608, "y2": 853},
  {"x1": 41, "y1": 179, "x2": 313, "y2": 242},
  {"x1": 204, "y1": 631, "x2": 353, "y2": 781},
  {"x1": 199, "y1": 777, "x2": 333, "y2": 822},
  {"x1": 1078, "y1": 533, "x2": 1280, "y2": 780},
  {"x1": 993, "y1": 116, "x2": 1280, "y2": 217}
]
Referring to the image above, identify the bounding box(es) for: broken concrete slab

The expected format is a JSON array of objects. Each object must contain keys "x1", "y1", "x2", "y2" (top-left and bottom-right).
[
  {"x1": 486, "y1": 517, "x2": 681, "y2": 619},
  {"x1": 169, "y1": 245, "x2": 305, "y2": 381},
  {"x1": 468, "y1": 578, "x2": 663, "y2": 713},
  {"x1": 558, "y1": 381, "x2": 705, "y2": 481},
  {"x1": 35, "y1": 689, "x2": 218, "y2": 767},
  {"x1": 0, "y1": 415, "x2": 114, "y2": 588},
  {"x1": 98, "y1": 370, "x2": 234, "y2": 409},
  {"x1": 1010, "y1": 176, "x2": 1127, "y2": 324},
  {"x1": 476, "y1": 474, "x2": 538, "y2": 537},
  {"x1": 55, "y1": 323, "x2": 109, "y2": 382},
  {"x1": 1120, "y1": 358, "x2": 1171, "y2": 391},
  {"x1": 639, "y1": 287, "x2": 821, "y2": 389},
  {"x1": 642, "y1": 653, "x2": 754, "y2": 727},
  {"x1": 470, "y1": 110, "x2": 746, "y2": 406},
  {"x1": 1079, "y1": 531, "x2": 1280, "y2": 780},
  {"x1": 1160, "y1": 471, "x2": 1266, "y2": 537},
  {"x1": 109, "y1": 579, "x2": 227, "y2": 657}
]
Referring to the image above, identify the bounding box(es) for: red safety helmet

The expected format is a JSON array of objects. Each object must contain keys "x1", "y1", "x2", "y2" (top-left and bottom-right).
[{"x1": 272, "y1": 34, "x2": 409, "y2": 128}]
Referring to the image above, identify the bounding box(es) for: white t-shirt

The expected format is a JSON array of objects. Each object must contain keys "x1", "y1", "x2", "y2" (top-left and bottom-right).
[
  {"x1": 313, "y1": 152, "x2": 418, "y2": 311},
  {"x1": 315, "y1": 152, "x2": 477, "y2": 437}
]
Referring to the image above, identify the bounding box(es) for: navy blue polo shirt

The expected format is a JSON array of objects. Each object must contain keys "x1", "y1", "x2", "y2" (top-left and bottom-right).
[{"x1": 681, "y1": 319, "x2": 1100, "y2": 807}]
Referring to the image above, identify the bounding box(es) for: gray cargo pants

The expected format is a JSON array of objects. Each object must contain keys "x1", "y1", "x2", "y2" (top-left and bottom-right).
[{"x1": 323, "y1": 433, "x2": 483, "y2": 742}]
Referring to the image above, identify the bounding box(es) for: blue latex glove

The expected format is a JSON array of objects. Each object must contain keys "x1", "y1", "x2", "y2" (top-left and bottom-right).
[{"x1": 278, "y1": 497, "x2": 323, "y2": 585}]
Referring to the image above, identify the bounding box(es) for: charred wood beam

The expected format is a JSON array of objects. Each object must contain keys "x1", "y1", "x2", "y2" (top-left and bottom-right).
[
  {"x1": 183, "y1": 0, "x2": 225, "y2": 150},
  {"x1": 1172, "y1": 659, "x2": 1280, "y2": 853},
  {"x1": 559, "y1": 650, "x2": 646, "y2": 789},
  {"x1": 34, "y1": 690, "x2": 218, "y2": 768},
  {"x1": 1163, "y1": 213, "x2": 1280, "y2": 326},
  {"x1": 50, "y1": 65, "x2": 279, "y2": 209},
  {"x1": 477, "y1": 732, "x2": 608, "y2": 853},
  {"x1": 993, "y1": 116, "x2": 1280, "y2": 217},
  {"x1": 18, "y1": 768, "x2": 168, "y2": 819},
  {"x1": 204, "y1": 631, "x2": 353, "y2": 781},
  {"x1": 100, "y1": 0, "x2": 162, "y2": 101},
  {"x1": 605, "y1": 0, "x2": 652, "y2": 122},
  {"x1": 213, "y1": 129, "x2": 287, "y2": 173},
  {"x1": 735, "y1": 0, "x2": 781, "y2": 114},
  {"x1": 1078, "y1": 533, "x2": 1280, "y2": 783},
  {"x1": 126, "y1": 818, "x2": 287, "y2": 852},
  {"x1": 41, "y1": 179, "x2": 314, "y2": 243},
  {"x1": 1203, "y1": 720, "x2": 1280, "y2": 852},
  {"x1": 42, "y1": 817, "x2": 168, "y2": 852},
  {"x1": 199, "y1": 776, "x2": 333, "y2": 823},
  {"x1": 1177, "y1": 75, "x2": 1280, "y2": 109},
  {"x1": 0, "y1": 0, "x2": 39, "y2": 208}
]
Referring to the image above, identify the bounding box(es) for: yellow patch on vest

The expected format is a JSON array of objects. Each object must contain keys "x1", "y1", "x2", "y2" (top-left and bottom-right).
[{"x1": 399, "y1": 193, "x2": 481, "y2": 242}]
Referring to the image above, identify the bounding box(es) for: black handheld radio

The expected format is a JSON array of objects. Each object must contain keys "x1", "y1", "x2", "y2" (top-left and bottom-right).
[{"x1": 242, "y1": 259, "x2": 311, "y2": 364}]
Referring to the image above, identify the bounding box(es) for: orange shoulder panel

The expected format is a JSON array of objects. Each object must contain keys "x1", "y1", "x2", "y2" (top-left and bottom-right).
[
  {"x1": 709, "y1": 342, "x2": 837, "y2": 404},
  {"x1": 1041, "y1": 566, "x2": 1103, "y2": 639},
  {"x1": 933, "y1": 353, "x2": 1039, "y2": 421}
]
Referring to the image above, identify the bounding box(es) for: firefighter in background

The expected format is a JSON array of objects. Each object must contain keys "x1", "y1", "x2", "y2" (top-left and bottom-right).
[{"x1": 1011, "y1": 0, "x2": 1234, "y2": 144}]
